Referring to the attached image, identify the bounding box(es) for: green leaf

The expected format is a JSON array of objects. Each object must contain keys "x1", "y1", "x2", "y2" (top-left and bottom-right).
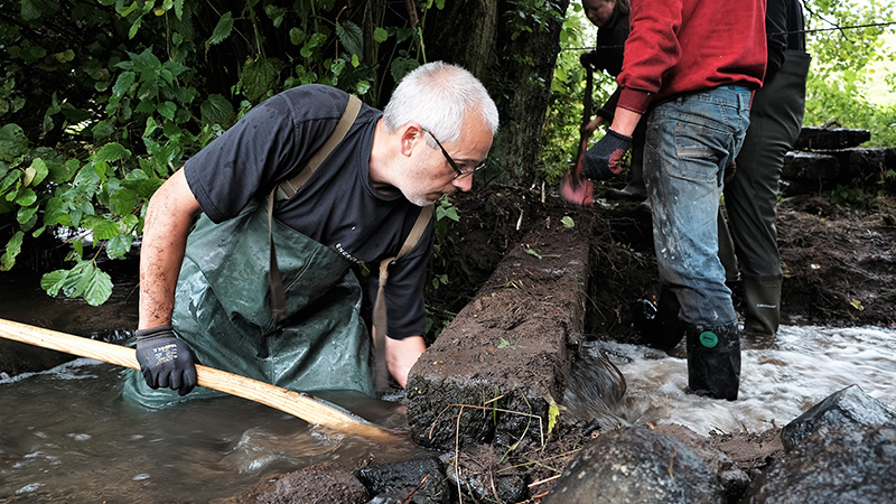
[
  {"x1": 128, "y1": 15, "x2": 142, "y2": 39},
  {"x1": 81, "y1": 214, "x2": 119, "y2": 240},
  {"x1": 82, "y1": 267, "x2": 113, "y2": 306},
  {"x1": 28, "y1": 158, "x2": 49, "y2": 186},
  {"x1": 336, "y1": 20, "x2": 363, "y2": 56},
  {"x1": 561, "y1": 216, "x2": 575, "y2": 228},
  {"x1": 390, "y1": 57, "x2": 419, "y2": 84},
  {"x1": 15, "y1": 188, "x2": 36, "y2": 206},
  {"x1": 74, "y1": 165, "x2": 101, "y2": 191},
  {"x1": 17, "y1": 203, "x2": 39, "y2": 226},
  {"x1": 158, "y1": 101, "x2": 176, "y2": 121},
  {"x1": 95, "y1": 142, "x2": 132, "y2": 163},
  {"x1": 20, "y1": 0, "x2": 42, "y2": 20},
  {"x1": 241, "y1": 58, "x2": 281, "y2": 102},
  {"x1": 106, "y1": 233, "x2": 133, "y2": 259},
  {"x1": 41, "y1": 269, "x2": 69, "y2": 296},
  {"x1": 113, "y1": 70, "x2": 136, "y2": 97},
  {"x1": 373, "y1": 27, "x2": 389, "y2": 43},
  {"x1": 43, "y1": 196, "x2": 69, "y2": 226},
  {"x1": 60, "y1": 261, "x2": 113, "y2": 305},
  {"x1": 289, "y1": 27, "x2": 304, "y2": 46},
  {"x1": 208, "y1": 12, "x2": 234, "y2": 47},
  {"x1": 109, "y1": 187, "x2": 137, "y2": 216},
  {"x1": 200, "y1": 94, "x2": 234, "y2": 123},
  {"x1": 0, "y1": 124, "x2": 29, "y2": 162},
  {"x1": 0, "y1": 231, "x2": 23, "y2": 271},
  {"x1": 0, "y1": 170, "x2": 20, "y2": 194},
  {"x1": 49, "y1": 159, "x2": 77, "y2": 184},
  {"x1": 92, "y1": 120, "x2": 115, "y2": 139},
  {"x1": 117, "y1": 1, "x2": 138, "y2": 17}
]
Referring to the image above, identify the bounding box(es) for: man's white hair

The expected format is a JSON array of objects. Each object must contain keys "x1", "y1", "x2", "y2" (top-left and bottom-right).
[{"x1": 383, "y1": 61, "x2": 499, "y2": 145}]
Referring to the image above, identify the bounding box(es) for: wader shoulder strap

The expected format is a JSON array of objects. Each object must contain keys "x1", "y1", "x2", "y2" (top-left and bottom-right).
[
  {"x1": 267, "y1": 95, "x2": 363, "y2": 322},
  {"x1": 372, "y1": 204, "x2": 433, "y2": 392}
]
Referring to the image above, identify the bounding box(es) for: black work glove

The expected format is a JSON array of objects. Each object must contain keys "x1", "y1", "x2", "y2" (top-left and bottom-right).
[
  {"x1": 135, "y1": 325, "x2": 198, "y2": 396},
  {"x1": 579, "y1": 50, "x2": 599, "y2": 69},
  {"x1": 583, "y1": 128, "x2": 633, "y2": 181}
]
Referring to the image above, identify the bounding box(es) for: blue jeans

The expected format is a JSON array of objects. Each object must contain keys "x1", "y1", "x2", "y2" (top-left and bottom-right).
[{"x1": 643, "y1": 86, "x2": 752, "y2": 327}]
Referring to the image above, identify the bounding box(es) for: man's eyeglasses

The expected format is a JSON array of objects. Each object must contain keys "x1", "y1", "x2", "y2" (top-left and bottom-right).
[{"x1": 422, "y1": 129, "x2": 485, "y2": 179}]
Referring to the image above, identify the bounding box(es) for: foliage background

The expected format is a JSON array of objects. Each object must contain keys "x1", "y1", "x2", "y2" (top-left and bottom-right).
[{"x1": 0, "y1": 0, "x2": 894, "y2": 309}]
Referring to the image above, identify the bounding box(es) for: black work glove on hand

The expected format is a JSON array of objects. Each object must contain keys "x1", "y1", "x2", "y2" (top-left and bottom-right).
[
  {"x1": 583, "y1": 128, "x2": 633, "y2": 181},
  {"x1": 579, "y1": 50, "x2": 599, "y2": 69},
  {"x1": 135, "y1": 325, "x2": 198, "y2": 396}
]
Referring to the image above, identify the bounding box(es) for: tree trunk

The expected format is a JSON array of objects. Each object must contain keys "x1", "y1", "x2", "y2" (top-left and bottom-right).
[{"x1": 425, "y1": 0, "x2": 570, "y2": 187}]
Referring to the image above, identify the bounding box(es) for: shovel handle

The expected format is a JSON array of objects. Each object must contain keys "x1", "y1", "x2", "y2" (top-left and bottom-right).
[{"x1": 0, "y1": 317, "x2": 401, "y2": 442}]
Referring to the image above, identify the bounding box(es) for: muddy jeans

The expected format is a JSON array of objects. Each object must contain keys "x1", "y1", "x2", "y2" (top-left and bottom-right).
[{"x1": 643, "y1": 86, "x2": 752, "y2": 327}]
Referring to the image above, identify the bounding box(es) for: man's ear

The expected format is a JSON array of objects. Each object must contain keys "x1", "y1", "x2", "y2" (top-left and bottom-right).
[{"x1": 399, "y1": 123, "x2": 424, "y2": 158}]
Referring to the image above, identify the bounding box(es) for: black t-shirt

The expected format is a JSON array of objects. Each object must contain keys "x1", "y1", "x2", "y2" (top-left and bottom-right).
[{"x1": 184, "y1": 84, "x2": 433, "y2": 339}]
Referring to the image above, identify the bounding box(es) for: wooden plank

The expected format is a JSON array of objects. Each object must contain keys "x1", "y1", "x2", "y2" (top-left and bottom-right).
[{"x1": 0, "y1": 318, "x2": 402, "y2": 442}]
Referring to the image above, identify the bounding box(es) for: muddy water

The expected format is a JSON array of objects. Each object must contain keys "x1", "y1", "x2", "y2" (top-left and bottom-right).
[
  {"x1": 0, "y1": 269, "x2": 432, "y2": 502},
  {"x1": 0, "y1": 360, "x2": 429, "y2": 502},
  {"x1": 3, "y1": 267, "x2": 896, "y2": 501},
  {"x1": 572, "y1": 325, "x2": 896, "y2": 435}
]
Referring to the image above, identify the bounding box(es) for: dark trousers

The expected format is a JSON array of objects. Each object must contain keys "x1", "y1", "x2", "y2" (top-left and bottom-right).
[{"x1": 725, "y1": 50, "x2": 811, "y2": 281}]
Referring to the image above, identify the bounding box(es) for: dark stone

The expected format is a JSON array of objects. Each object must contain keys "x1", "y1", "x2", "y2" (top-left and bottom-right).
[
  {"x1": 741, "y1": 425, "x2": 896, "y2": 504},
  {"x1": 654, "y1": 425, "x2": 751, "y2": 502},
  {"x1": 355, "y1": 457, "x2": 449, "y2": 504},
  {"x1": 782, "y1": 151, "x2": 840, "y2": 183},
  {"x1": 233, "y1": 461, "x2": 368, "y2": 504},
  {"x1": 541, "y1": 427, "x2": 727, "y2": 504},
  {"x1": 780, "y1": 384, "x2": 896, "y2": 452},
  {"x1": 793, "y1": 126, "x2": 871, "y2": 151},
  {"x1": 814, "y1": 148, "x2": 888, "y2": 184},
  {"x1": 406, "y1": 223, "x2": 590, "y2": 451}
]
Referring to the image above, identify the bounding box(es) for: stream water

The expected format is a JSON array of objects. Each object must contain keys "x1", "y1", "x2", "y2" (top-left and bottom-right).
[
  {"x1": 577, "y1": 325, "x2": 896, "y2": 435},
  {"x1": 2, "y1": 269, "x2": 896, "y2": 502}
]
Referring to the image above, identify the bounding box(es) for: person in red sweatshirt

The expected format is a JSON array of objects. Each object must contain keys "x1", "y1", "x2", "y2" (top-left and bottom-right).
[{"x1": 582, "y1": 0, "x2": 767, "y2": 400}]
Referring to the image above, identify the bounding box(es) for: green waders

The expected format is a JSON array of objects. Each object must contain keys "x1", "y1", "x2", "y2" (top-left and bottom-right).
[{"x1": 123, "y1": 201, "x2": 374, "y2": 407}]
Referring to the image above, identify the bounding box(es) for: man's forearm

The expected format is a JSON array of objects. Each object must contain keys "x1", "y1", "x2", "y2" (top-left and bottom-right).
[
  {"x1": 139, "y1": 168, "x2": 202, "y2": 330},
  {"x1": 609, "y1": 107, "x2": 644, "y2": 138}
]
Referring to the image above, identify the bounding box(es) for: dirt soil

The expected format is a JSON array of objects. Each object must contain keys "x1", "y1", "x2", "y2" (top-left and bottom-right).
[
  {"x1": 433, "y1": 184, "x2": 896, "y2": 342},
  {"x1": 426, "y1": 181, "x2": 896, "y2": 500}
]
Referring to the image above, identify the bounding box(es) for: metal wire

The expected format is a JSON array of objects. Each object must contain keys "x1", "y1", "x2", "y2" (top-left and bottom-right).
[{"x1": 562, "y1": 20, "x2": 896, "y2": 52}]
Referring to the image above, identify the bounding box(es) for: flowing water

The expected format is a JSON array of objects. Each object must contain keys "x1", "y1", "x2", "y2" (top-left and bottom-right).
[
  {"x1": 3, "y1": 268, "x2": 896, "y2": 501},
  {"x1": 0, "y1": 269, "x2": 432, "y2": 502},
  {"x1": 571, "y1": 325, "x2": 896, "y2": 435},
  {"x1": 0, "y1": 360, "x2": 430, "y2": 503}
]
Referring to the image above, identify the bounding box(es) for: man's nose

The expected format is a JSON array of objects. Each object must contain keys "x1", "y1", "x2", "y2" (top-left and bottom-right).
[{"x1": 453, "y1": 175, "x2": 474, "y2": 192}]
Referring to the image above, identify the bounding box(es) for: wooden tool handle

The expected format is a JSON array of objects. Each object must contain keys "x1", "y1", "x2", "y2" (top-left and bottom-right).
[{"x1": 0, "y1": 318, "x2": 401, "y2": 441}]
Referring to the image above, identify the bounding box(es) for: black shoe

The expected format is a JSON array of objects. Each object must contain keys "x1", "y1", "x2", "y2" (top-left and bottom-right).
[{"x1": 685, "y1": 323, "x2": 741, "y2": 401}]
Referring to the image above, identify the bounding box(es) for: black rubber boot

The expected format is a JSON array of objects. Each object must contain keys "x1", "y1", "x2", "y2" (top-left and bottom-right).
[
  {"x1": 742, "y1": 274, "x2": 782, "y2": 336},
  {"x1": 633, "y1": 286, "x2": 685, "y2": 351},
  {"x1": 685, "y1": 322, "x2": 741, "y2": 401}
]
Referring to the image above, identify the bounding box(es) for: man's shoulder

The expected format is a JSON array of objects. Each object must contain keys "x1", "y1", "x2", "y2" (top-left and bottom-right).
[{"x1": 274, "y1": 85, "x2": 348, "y2": 112}]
